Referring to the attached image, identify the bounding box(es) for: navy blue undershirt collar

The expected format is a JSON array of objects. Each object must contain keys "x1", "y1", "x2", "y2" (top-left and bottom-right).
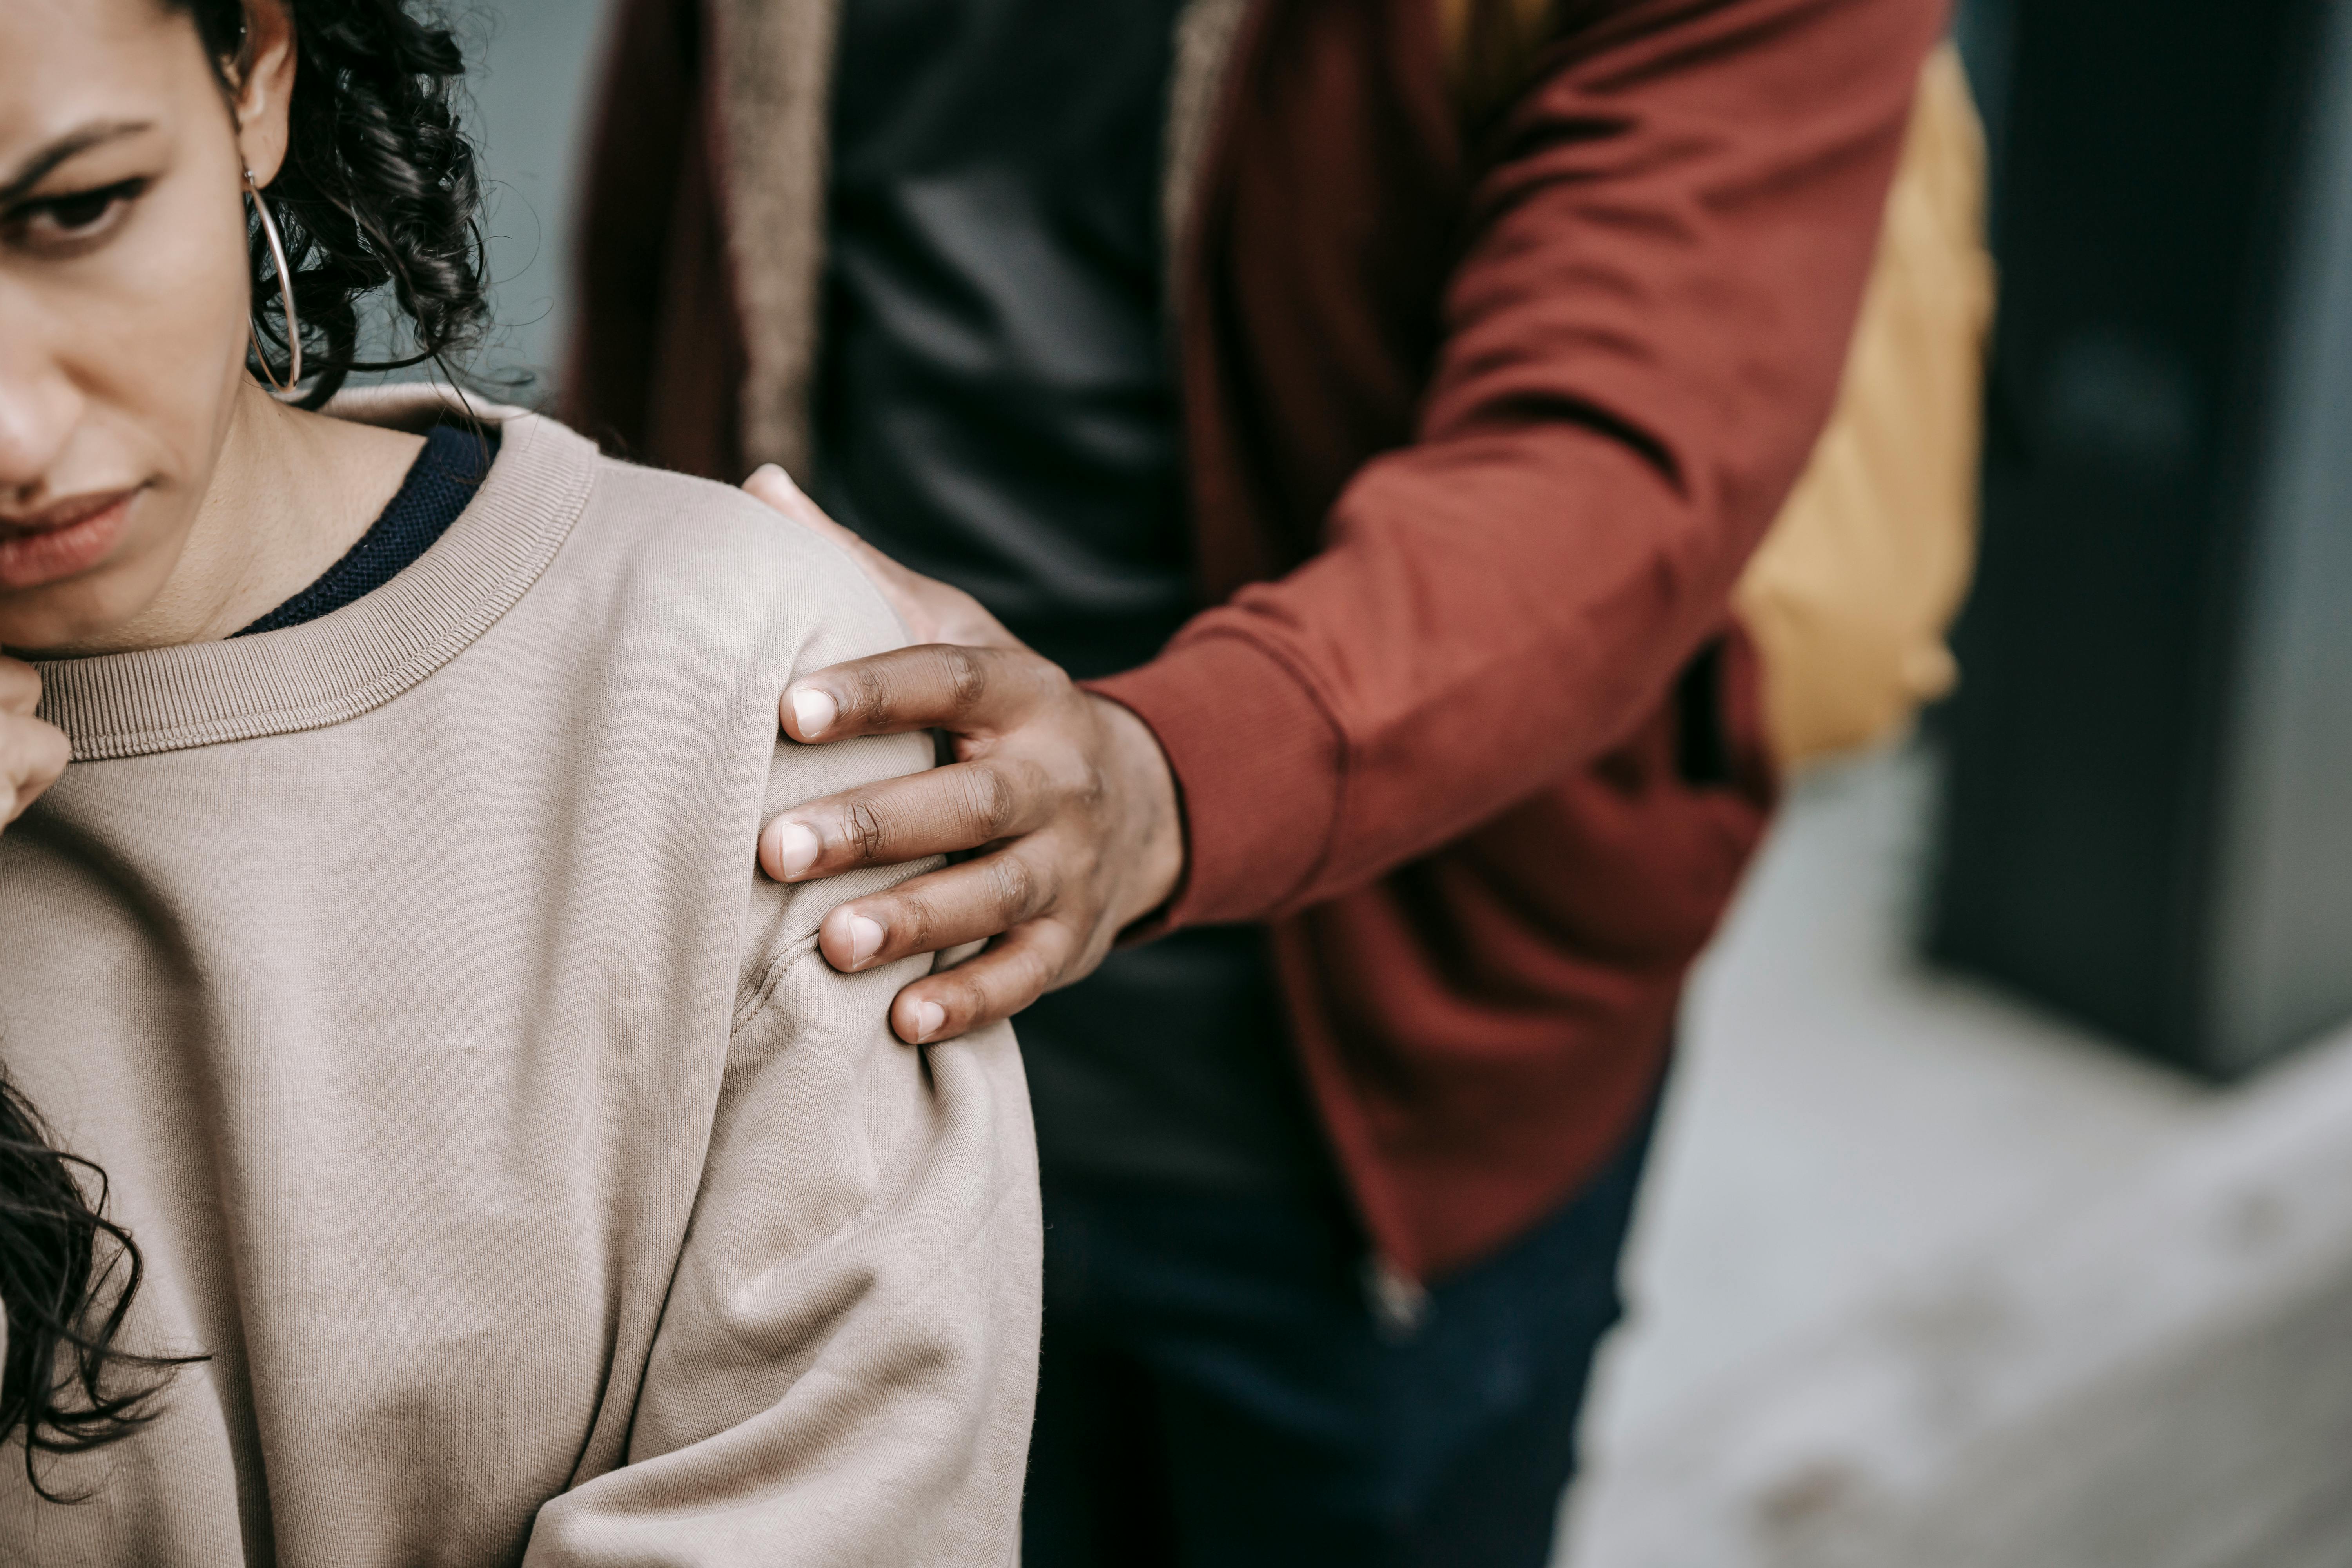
[{"x1": 234, "y1": 423, "x2": 497, "y2": 638}]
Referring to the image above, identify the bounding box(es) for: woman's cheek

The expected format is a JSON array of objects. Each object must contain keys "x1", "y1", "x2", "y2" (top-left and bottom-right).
[
  {"x1": 80, "y1": 163, "x2": 254, "y2": 562},
  {"x1": 120, "y1": 159, "x2": 253, "y2": 464}
]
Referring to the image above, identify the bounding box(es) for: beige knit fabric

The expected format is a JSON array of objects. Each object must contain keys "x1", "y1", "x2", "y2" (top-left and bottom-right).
[{"x1": 0, "y1": 391, "x2": 1040, "y2": 1564}]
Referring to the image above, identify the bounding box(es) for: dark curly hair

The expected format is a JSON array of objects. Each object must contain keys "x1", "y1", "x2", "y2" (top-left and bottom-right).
[
  {"x1": 169, "y1": 0, "x2": 493, "y2": 408},
  {"x1": 0, "y1": 1070, "x2": 202, "y2": 1499}
]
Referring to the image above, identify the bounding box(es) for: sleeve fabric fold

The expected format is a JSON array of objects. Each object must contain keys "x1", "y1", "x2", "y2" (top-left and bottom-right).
[{"x1": 524, "y1": 939, "x2": 1039, "y2": 1566}]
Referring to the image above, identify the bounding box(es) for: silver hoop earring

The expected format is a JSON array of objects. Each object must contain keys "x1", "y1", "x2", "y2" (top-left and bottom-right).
[{"x1": 243, "y1": 168, "x2": 303, "y2": 396}]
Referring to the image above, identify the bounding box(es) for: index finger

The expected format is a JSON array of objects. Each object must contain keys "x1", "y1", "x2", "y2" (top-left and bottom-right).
[
  {"x1": 782, "y1": 643, "x2": 1054, "y2": 744},
  {"x1": 0, "y1": 657, "x2": 41, "y2": 718},
  {"x1": 2, "y1": 712, "x2": 69, "y2": 827}
]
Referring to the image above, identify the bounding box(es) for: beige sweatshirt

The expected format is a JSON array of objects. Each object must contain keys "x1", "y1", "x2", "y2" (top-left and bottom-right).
[{"x1": 0, "y1": 392, "x2": 1040, "y2": 1565}]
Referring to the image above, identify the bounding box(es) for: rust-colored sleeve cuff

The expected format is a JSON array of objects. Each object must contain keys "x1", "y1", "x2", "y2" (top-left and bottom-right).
[{"x1": 1083, "y1": 630, "x2": 1343, "y2": 933}]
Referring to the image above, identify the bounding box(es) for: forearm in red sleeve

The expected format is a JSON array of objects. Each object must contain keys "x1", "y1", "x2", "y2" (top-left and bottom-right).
[{"x1": 1093, "y1": 0, "x2": 1948, "y2": 928}]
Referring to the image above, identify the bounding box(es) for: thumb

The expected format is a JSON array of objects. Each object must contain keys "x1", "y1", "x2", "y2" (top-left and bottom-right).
[
  {"x1": 743, "y1": 464, "x2": 856, "y2": 547},
  {"x1": 742, "y1": 465, "x2": 1022, "y2": 649},
  {"x1": 742, "y1": 464, "x2": 928, "y2": 618}
]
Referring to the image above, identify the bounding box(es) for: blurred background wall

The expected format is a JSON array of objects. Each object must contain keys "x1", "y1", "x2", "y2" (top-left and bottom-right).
[
  {"x1": 1934, "y1": 0, "x2": 2352, "y2": 1079},
  {"x1": 436, "y1": 2, "x2": 608, "y2": 395},
  {"x1": 437, "y1": 3, "x2": 2352, "y2": 1562}
]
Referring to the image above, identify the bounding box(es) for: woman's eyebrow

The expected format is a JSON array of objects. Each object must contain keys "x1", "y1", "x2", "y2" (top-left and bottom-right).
[{"x1": 0, "y1": 121, "x2": 156, "y2": 208}]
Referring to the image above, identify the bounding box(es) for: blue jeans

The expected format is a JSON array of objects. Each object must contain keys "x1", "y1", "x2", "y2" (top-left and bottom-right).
[{"x1": 1021, "y1": 1082, "x2": 1661, "y2": 1567}]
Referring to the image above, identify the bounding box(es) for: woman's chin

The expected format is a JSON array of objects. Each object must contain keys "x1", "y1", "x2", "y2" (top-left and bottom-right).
[
  {"x1": 0, "y1": 588, "x2": 147, "y2": 659},
  {"x1": 0, "y1": 503, "x2": 169, "y2": 655}
]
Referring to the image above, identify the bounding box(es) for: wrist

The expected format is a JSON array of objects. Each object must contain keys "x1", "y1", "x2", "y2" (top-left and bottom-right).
[{"x1": 1090, "y1": 692, "x2": 1185, "y2": 927}]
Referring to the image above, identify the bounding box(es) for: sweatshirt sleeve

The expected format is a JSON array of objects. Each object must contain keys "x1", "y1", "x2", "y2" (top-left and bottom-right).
[
  {"x1": 521, "y1": 513, "x2": 1042, "y2": 1566},
  {"x1": 521, "y1": 947, "x2": 1040, "y2": 1566},
  {"x1": 1089, "y1": 0, "x2": 1945, "y2": 927}
]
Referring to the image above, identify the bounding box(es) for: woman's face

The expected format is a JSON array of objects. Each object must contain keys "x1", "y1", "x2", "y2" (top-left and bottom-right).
[{"x1": 0, "y1": 0, "x2": 291, "y2": 653}]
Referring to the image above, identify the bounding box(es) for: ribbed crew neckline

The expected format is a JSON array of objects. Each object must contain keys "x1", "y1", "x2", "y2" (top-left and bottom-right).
[
  {"x1": 234, "y1": 423, "x2": 499, "y2": 639},
  {"x1": 34, "y1": 389, "x2": 596, "y2": 762}
]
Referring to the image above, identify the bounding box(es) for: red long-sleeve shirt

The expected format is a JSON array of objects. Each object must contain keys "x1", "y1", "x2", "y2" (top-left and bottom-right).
[{"x1": 569, "y1": 0, "x2": 1944, "y2": 1280}]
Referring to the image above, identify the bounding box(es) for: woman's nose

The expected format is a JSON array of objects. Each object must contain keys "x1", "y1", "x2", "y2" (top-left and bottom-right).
[{"x1": 0, "y1": 285, "x2": 84, "y2": 503}]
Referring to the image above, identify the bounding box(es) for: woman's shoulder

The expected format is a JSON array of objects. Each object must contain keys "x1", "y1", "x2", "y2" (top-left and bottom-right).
[
  {"x1": 556, "y1": 450, "x2": 942, "y2": 1007},
  {"x1": 521, "y1": 429, "x2": 910, "y2": 681}
]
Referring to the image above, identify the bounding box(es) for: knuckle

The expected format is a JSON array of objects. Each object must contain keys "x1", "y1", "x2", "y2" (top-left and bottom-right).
[
  {"x1": 942, "y1": 967, "x2": 993, "y2": 1020},
  {"x1": 844, "y1": 662, "x2": 893, "y2": 728},
  {"x1": 893, "y1": 891, "x2": 939, "y2": 953},
  {"x1": 983, "y1": 853, "x2": 1037, "y2": 919},
  {"x1": 936, "y1": 645, "x2": 989, "y2": 717},
  {"x1": 1010, "y1": 941, "x2": 1060, "y2": 999},
  {"x1": 1040, "y1": 911, "x2": 1087, "y2": 962},
  {"x1": 843, "y1": 799, "x2": 889, "y2": 862},
  {"x1": 1029, "y1": 662, "x2": 1077, "y2": 718},
  {"x1": 1007, "y1": 754, "x2": 1055, "y2": 810},
  {"x1": 956, "y1": 764, "x2": 1018, "y2": 840},
  {"x1": 1070, "y1": 744, "x2": 1112, "y2": 811}
]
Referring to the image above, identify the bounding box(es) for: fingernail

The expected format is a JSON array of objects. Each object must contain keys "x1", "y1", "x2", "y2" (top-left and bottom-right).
[
  {"x1": 847, "y1": 914, "x2": 885, "y2": 966},
  {"x1": 912, "y1": 1000, "x2": 947, "y2": 1041},
  {"x1": 750, "y1": 462, "x2": 801, "y2": 495},
  {"x1": 771, "y1": 820, "x2": 819, "y2": 878},
  {"x1": 791, "y1": 688, "x2": 837, "y2": 739}
]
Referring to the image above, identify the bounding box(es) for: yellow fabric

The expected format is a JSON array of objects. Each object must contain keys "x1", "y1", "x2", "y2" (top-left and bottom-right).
[
  {"x1": 1438, "y1": 0, "x2": 1557, "y2": 115},
  {"x1": 1733, "y1": 44, "x2": 1995, "y2": 768}
]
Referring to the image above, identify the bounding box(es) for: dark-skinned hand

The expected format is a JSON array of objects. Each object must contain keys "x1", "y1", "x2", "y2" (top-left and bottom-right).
[{"x1": 742, "y1": 465, "x2": 1185, "y2": 1046}]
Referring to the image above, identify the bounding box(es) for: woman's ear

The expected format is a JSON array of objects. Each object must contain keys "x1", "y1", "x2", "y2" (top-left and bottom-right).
[{"x1": 230, "y1": 0, "x2": 297, "y2": 187}]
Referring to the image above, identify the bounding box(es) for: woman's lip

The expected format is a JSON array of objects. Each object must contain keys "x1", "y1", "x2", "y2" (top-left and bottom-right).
[{"x1": 0, "y1": 491, "x2": 138, "y2": 591}]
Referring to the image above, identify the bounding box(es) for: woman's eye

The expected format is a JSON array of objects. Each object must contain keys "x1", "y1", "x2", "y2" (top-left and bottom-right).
[
  {"x1": 6, "y1": 179, "x2": 146, "y2": 248},
  {"x1": 45, "y1": 190, "x2": 122, "y2": 230}
]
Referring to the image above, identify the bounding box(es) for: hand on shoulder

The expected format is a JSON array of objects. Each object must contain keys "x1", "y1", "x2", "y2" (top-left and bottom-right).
[{"x1": 740, "y1": 467, "x2": 1185, "y2": 1047}]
